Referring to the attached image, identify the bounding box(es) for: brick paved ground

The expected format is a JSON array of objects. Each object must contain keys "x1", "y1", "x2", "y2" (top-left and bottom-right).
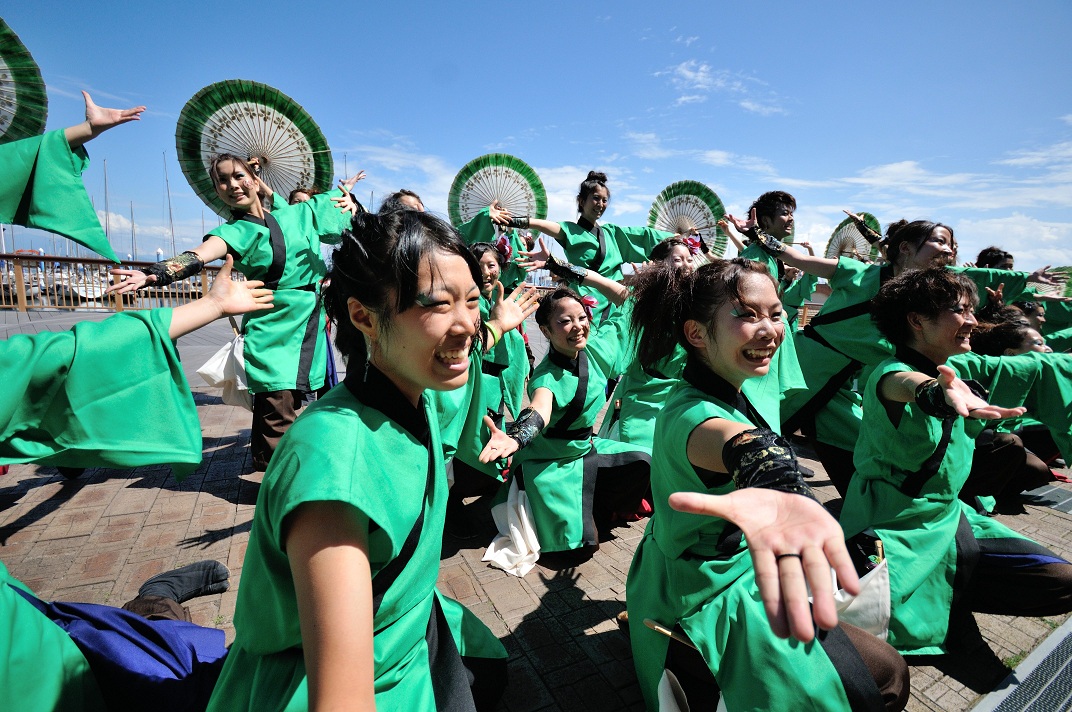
[{"x1": 3, "y1": 313, "x2": 1071, "y2": 710}]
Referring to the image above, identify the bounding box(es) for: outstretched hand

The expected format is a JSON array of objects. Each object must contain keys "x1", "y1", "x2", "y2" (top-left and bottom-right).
[
  {"x1": 487, "y1": 282, "x2": 539, "y2": 335},
  {"x1": 107, "y1": 267, "x2": 155, "y2": 295},
  {"x1": 207, "y1": 255, "x2": 274, "y2": 316},
  {"x1": 936, "y1": 364, "x2": 1027, "y2": 420},
  {"x1": 668, "y1": 488, "x2": 858, "y2": 643},
  {"x1": 518, "y1": 236, "x2": 552, "y2": 271},
  {"x1": 479, "y1": 415, "x2": 520, "y2": 463},
  {"x1": 65, "y1": 91, "x2": 146, "y2": 148},
  {"x1": 1029, "y1": 265, "x2": 1068, "y2": 286},
  {"x1": 333, "y1": 184, "x2": 359, "y2": 216},
  {"x1": 984, "y1": 283, "x2": 1005, "y2": 307},
  {"x1": 489, "y1": 200, "x2": 513, "y2": 226},
  {"x1": 339, "y1": 171, "x2": 367, "y2": 193}
]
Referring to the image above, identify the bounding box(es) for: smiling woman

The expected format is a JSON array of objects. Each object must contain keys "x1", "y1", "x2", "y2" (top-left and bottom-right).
[
  {"x1": 106, "y1": 153, "x2": 359, "y2": 470},
  {"x1": 624, "y1": 258, "x2": 909, "y2": 712},
  {"x1": 207, "y1": 210, "x2": 508, "y2": 711}
]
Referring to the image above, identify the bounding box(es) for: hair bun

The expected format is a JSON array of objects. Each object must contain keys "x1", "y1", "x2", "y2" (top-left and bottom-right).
[{"x1": 586, "y1": 171, "x2": 608, "y2": 183}]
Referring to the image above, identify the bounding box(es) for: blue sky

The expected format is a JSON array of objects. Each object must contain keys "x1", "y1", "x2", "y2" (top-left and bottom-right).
[{"x1": 5, "y1": 1, "x2": 1072, "y2": 269}]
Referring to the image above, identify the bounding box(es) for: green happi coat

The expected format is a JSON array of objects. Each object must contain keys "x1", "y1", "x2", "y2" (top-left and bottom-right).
[
  {"x1": 513, "y1": 300, "x2": 650, "y2": 552},
  {"x1": 206, "y1": 191, "x2": 350, "y2": 393},
  {"x1": 0, "y1": 309, "x2": 202, "y2": 475},
  {"x1": 626, "y1": 359, "x2": 855, "y2": 711},
  {"x1": 556, "y1": 220, "x2": 671, "y2": 321},
  {"x1": 0, "y1": 130, "x2": 118, "y2": 261},
  {"x1": 839, "y1": 351, "x2": 1033, "y2": 654},
  {"x1": 782, "y1": 258, "x2": 1049, "y2": 452},
  {"x1": 0, "y1": 560, "x2": 106, "y2": 711},
  {"x1": 208, "y1": 366, "x2": 506, "y2": 712}
]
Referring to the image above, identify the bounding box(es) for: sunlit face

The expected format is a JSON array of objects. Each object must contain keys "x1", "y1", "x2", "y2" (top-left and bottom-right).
[
  {"x1": 688, "y1": 272, "x2": 785, "y2": 389},
  {"x1": 356, "y1": 251, "x2": 480, "y2": 404},
  {"x1": 910, "y1": 294, "x2": 977, "y2": 363},
  {"x1": 477, "y1": 251, "x2": 501, "y2": 294},
  {"x1": 212, "y1": 159, "x2": 260, "y2": 211},
  {"x1": 580, "y1": 185, "x2": 609, "y2": 223},
  {"x1": 1010, "y1": 328, "x2": 1051, "y2": 355},
  {"x1": 902, "y1": 227, "x2": 956, "y2": 270},
  {"x1": 400, "y1": 194, "x2": 425, "y2": 212},
  {"x1": 759, "y1": 204, "x2": 794, "y2": 239},
  {"x1": 666, "y1": 244, "x2": 693, "y2": 274},
  {"x1": 541, "y1": 297, "x2": 590, "y2": 357},
  {"x1": 1020, "y1": 303, "x2": 1046, "y2": 331}
]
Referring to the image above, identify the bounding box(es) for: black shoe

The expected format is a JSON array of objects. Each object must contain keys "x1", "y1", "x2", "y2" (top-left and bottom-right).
[
  {"x1": 139, "y1": 560, "x2": 230, "y2": 603},
  {"x1": 57, "y1": 467, "x2": 85, "y2": 480}
]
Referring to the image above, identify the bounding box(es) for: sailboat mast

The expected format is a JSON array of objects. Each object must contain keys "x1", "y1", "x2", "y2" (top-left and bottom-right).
[
  {"x1": 103, "y1": 159, "x2": 110, "y2": 242},
  {"x1": 131, "y1": 201, "x2": 137, "y2": 261},
  {"x1": 163, "y1": 152, "x2": 177, "y2": 254}
]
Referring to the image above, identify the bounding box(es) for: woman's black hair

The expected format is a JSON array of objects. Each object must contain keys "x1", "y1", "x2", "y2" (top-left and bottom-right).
[
  {"x1": 630, "y1": 258, "x2": 777, "y2": 369},
  {"x1": 576, "y1": 171, "x2": 610, "y2": 214},
  {"x1": 749, "y1": 191, "x2": 796, "y2": 225},
  {"x1": 880, "y1": 219, "x2": 956, "y2": 268},
  {"x1": 650, "y1": 237, "x2": 689, "y2": 262},
  {"x1": 976, "y1": 245, "x2": 1013, "y2": 269},
  {"x1": 287, "y1": 186, "x2": 321, "y2": 205},
  {"x1": 470, "y1": 241, "x2": 505, "y2": 267},
  {"x1": 378, "y1": 189, "x2": 424, "y2": 214},
  {"x1": 870, "y1": 267, "x2": 978, "y2": 346},
  {"x1": 323, "y1": 210, "x2": 482, "y2": 362},
  {"x1": 534, "y1": 287, "x2": 588, "y2": 329},
  {"x1": 970, "y1": 321, "x2": 1033, "y2": 356}
]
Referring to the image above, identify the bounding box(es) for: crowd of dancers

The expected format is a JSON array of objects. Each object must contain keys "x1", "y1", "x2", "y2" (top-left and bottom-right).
[{"x1": 3, "y1": 91, "x2": 1072, "y2": 712}]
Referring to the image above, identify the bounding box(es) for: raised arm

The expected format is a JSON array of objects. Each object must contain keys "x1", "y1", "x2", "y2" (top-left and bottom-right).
[
  {"x1": 519, "y1": 236, "x2": 629, "y2": 306},
  {"x1": 63, "y1": 91, "x2": 146, "y2": 149},
  {"x1": 287, "y1": 501, "x2": 376, "y2": 711},
  {"x1": 167, "y1": 255, "x2": 273, "y2": 338},
  {"x1": 719, "y1": 215, "x2": 838, "y2": 279},
  {"x1": 482, "y1": 281, "x2": 540, "y2": 353},
  {"x1": 107, "y1": 236, "x2": 231, "y2": 295}
]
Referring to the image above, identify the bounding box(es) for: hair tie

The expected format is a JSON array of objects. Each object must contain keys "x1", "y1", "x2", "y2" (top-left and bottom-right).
[
  {"x1": 683, "y1": 236, "x2": 702, "y2": 255},
  {"x1": 494, "y1": 234, "x2": 512, "y2": 260}
]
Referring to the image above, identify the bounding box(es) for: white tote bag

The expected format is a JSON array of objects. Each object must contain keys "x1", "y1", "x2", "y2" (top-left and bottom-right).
[{"x1": 196, "y1": 317, "x2": 254, "y2": 412}]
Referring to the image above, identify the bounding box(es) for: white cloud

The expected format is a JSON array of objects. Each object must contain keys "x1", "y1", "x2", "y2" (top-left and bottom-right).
[
  {"x1": 1060, "y1": 114, "x2": 1072, "y2": 126},
  {"x1": 738, "y1": 100, "x2": 785, "y2": 116}
]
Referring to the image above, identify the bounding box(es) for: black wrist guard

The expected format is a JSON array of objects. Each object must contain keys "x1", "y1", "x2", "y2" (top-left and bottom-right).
[
  {"x1": 755, "y1": 230, "x2": 787, "y2": 256},
  {"x1": 143, "y1": 251, "x2": 205, "y2": 288},
  {"x1": 853, "y1": 218, "x2": 883, "y2": 245},
  {"x1": 506, "y1": 407, "x2": 545, "y2": 451},
  {"x1": 544, "y1": 254, "x2": 588, "y2": 284},
  {"x1": 914, "y1": 378, "x2": 958, "y2": 419},
  {"x1": 722, "y1": 428, "x2": 818, "y2": 501},
  {"x1": 507, "y1": 215, "x2": 530, "y2": 229}
]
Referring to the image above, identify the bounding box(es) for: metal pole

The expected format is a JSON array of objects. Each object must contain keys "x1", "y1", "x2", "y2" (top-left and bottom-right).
[
  {"x1": 131, "y1": 201, "x2": 137, "y2": 261},
  {"x1": 164, "y1": 152, "x2": 176, "y2": 254}
]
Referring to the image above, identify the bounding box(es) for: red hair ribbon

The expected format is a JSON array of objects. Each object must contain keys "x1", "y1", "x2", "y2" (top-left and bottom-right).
[
  {"x1": 580, "y1": 295, "x2": 598, "y2": 310},
  {"x1": 494, "y1": 235, "x2": 513, "y2": 261},
  {"x1": 683, "y1": 236, "x2": 703, "y2": 255}
]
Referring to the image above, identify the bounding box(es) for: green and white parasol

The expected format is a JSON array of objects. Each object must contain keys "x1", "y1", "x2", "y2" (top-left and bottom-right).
[
  {"x1": 0, "y1": 18, "x2": 48, "y2": 144},
  {"x1": 648, "y1": 180, "x2": 728, "y2": 256},
  {"x1": 448, "y1": 153, "x2": 547, "y2": 227},
  {"x1": 175, "y1": 79, "x2": 334, "y2": 217},
  {"x1": 826, "y1": 212, "x2": 881, "y2": 262}
]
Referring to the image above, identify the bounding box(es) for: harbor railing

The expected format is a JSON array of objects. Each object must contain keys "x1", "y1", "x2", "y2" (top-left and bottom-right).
[{"x1": 0, "y1": 254, "x2": 236, "y2": 313}]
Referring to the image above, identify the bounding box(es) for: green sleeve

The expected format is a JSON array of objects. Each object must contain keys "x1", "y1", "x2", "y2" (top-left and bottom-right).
[
  {"x1": 270, "y1": 192, "x2": 288, "y2": 211},
  {"x1": 207, "y1": 219, "x2": 263, "y2": 258},
  {"x1": 604, "y1": 224, "x2": 674, "y2": 264},
  {"x1": 456, "y1": 207, "x2": 497, "y2": 245},
  {"x1": 0, "y1": 309, "x2": 202, "y2": 477},
  {"x1": 739, "y1": 242, "x2": 779, "y2": 278},
  {"x1": 1042, "y1": 325, "x2": 1072, "y2": 353},
  {"x1": 301, "y1": 189, "x2": 352, "y2": 245},
  {"x1": 953, "y1": 267, "x2": 1032, "y2": 306},
  {"x1": 950, "y1": 351, "x2": 1072, "y2": 462},
  {"x1": 0, "y1": 130, "x2": 118, "y2": 261},
  {"x1": 781, "y1": 273, "x2": 819, "y2": 326},
  {"x1": 586, "y1": 298, "x2": 635, "y2": 378}
]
